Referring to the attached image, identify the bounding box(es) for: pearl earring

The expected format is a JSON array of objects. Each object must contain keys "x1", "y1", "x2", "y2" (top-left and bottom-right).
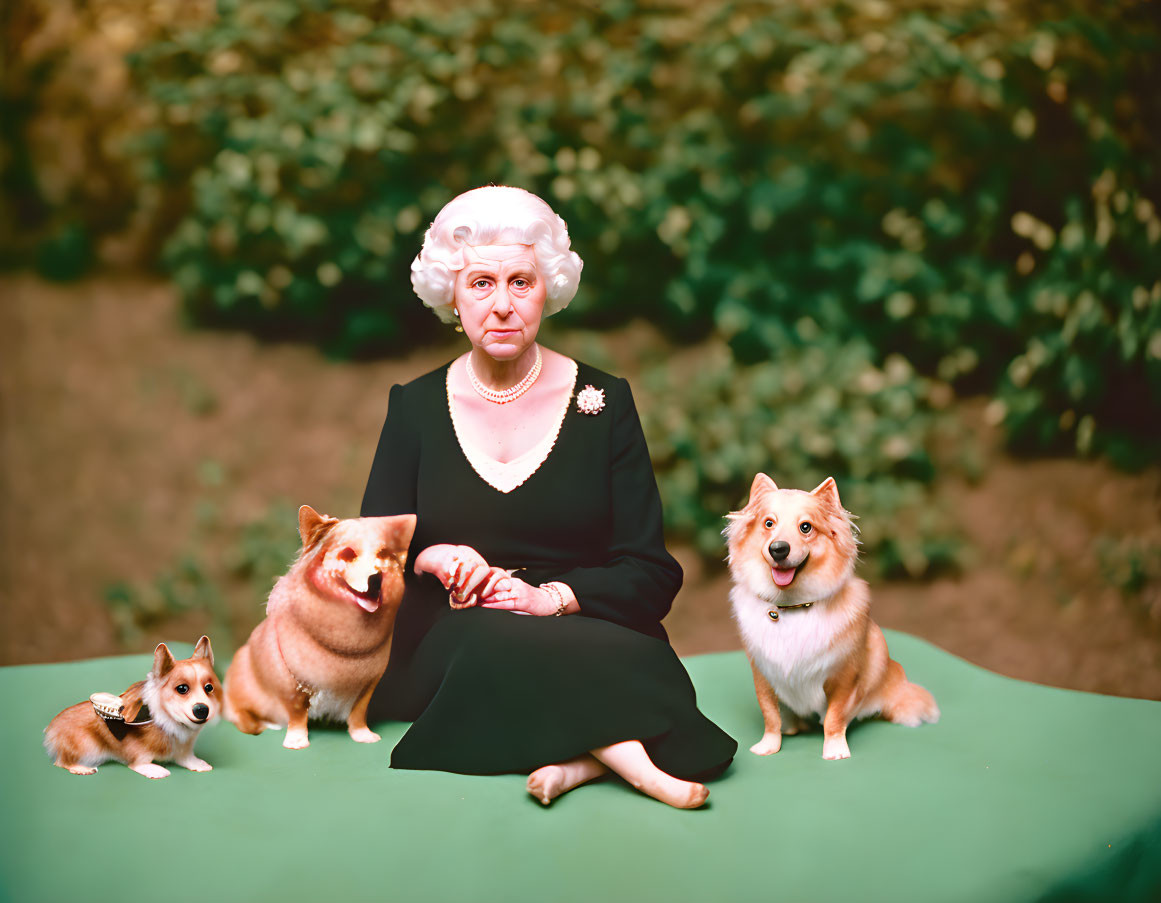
[{"x1": 453, "y1": 307, "x2": 463, "y2": 333}]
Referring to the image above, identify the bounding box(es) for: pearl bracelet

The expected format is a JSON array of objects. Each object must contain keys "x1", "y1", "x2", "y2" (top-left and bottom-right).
[{"x1": 540, "y1": 582, "x2": 568, "y2": 617}]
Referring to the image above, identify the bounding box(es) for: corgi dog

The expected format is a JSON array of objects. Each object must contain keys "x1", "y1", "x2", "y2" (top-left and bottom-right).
[
  {"x1": 726, "y1": 474, "x2": 939, "y2": 760},
  {"x1": 225, "y1": 505, "x2": 416, "y2": 750},
  {"x1": 44, "y1": 636, "x2": 220, "y2": 778}
]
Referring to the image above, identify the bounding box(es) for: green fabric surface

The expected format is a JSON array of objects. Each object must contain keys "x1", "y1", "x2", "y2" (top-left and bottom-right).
[{"x1": 2, "y1": 631, "x2": 1159, "y2": 903}]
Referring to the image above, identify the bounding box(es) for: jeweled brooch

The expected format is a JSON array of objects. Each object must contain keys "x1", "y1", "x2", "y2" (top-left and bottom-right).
[{"x1": 576, "y1": 385, "x2": 606, "y2": 415}]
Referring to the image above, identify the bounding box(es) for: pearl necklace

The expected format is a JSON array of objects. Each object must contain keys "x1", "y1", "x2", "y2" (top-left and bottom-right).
[{"x1": 466, "y1": 345, "x2": 543, "y2": 404}]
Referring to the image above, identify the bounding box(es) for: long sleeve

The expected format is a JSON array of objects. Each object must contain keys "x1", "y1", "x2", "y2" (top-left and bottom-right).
[
  {"x1": 551, "y1": 378, "x2": 683, "y2": 638},
  {"x1": 360, "y1": 384, "x2": 419, "y2": 518}
]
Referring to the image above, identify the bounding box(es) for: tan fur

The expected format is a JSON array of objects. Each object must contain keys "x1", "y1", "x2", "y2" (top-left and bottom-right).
[
  {"x1": 224, "y1": 506, "x2": 416, "y2": 749},
  {"x1": 44, "y1": 637, "x2": 221, "y2": 778},
  {"x1": 726, "y1": 474, "x2": 939, "y2": 760}
]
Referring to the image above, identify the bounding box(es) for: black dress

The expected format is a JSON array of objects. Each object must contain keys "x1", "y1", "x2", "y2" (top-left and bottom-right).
[{"x1": 360, "y1": 360, "x2": 736, "y2": 778}]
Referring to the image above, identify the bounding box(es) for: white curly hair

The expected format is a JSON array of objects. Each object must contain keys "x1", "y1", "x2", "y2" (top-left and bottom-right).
[{"x1": 410, "y1": 186, "x2": 583, "y2": 323}]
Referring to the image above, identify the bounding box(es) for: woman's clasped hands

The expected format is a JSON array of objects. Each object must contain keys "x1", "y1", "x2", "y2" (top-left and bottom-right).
[{"x1": 413, "y1": 544, "x2": 558, "y2": 615}]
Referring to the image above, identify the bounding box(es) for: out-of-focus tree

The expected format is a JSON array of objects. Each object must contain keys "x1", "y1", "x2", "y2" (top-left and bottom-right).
[{"x1": 0, "y1": 0, "x2": 214, "y2": 275}]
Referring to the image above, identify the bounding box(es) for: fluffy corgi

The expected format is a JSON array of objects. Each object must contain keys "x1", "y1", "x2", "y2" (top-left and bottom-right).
[
  {"x1": 726, "y1": 474, "x2": 939, "y2": 760},
  {"x1": 44, "y1": 636, "x2": 220, "y2": 778},
  {"x1": 225, "y1": 505, "x2": 416, "y2": 749}
]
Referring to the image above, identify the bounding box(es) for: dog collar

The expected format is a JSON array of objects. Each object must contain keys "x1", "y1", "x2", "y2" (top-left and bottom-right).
[{"x1": 767, "y1": 601, "x2": 814, "y2": 622}]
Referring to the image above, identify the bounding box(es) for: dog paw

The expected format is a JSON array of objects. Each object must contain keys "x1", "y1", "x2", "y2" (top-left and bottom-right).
[
  {"x1": 183, "y1": 758, "x2": 213, "y2": 772},
  {"x1": 749, "y1": 734, "x2": 782, "y2": 756},
  {"x1": 67, "y1": 765, "x2": 97, "y2": 775},
  {"x1": 283, "y1": 732, "x2": 310, "y2": 750},
  {"x1": 822, "y1": 737, "x2": 851, "y2": 760},
  {"x1": 132, "y1": 763, "x2": 171, "y2": 779},
  {"x1": 349, "y1": 727, "x2": 381, "y2": 744}
]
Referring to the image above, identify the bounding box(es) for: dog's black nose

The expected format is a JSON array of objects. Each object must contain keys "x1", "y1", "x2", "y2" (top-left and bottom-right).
[
  {"x1": 366, "y1": 572, "x2": 383, "y2": 597},
  {"x1": 192, "y1": 703, "x2": 209, "y2": 720},
  {"x1": 769, "y1": 541, "x2": 791, "y2": 561}
]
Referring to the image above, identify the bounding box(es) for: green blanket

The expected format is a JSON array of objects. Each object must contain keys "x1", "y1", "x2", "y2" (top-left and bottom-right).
[{"x1": 2, "y1": 632, "x2": 1159, "y2": 903}]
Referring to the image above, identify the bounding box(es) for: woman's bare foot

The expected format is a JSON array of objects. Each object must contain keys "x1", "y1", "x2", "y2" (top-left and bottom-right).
[
  {"x1": 637, "y1": 773, "x2": 709, "y2": 809},
  {"x1": 591, "y1": 740, "x2": 710, "y2": 809},
  {"x1": 527, "y1": 754, "x2": 607, "y2": 805}
]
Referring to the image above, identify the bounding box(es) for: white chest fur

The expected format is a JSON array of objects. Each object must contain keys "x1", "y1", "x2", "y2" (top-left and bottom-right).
[{"x1": 730, "y1": 585, "x2": 858, "y2": 718}]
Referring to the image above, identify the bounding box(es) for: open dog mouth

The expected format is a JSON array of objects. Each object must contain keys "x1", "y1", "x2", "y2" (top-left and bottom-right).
[
  {"x1": 315, "y1": 567, "x2": 385, "y2": 612},
  {"x1": 771, "y1": 555, "x2": 809, "y2": 588},
  {"x1": 343, "y1": 580, "x2": 382, "y2": 613}
]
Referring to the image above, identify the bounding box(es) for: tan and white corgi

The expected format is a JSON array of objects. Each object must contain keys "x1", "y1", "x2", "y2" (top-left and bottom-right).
[
  {"x1": 224, "y1": 505, "x2": 416, "y2": 749},
  {"x1": 726, "y1": 474, "x2": 939, "y2": 760},
  {"x1": 44, "y1": 636, "x2": 220, "y2": 778}
]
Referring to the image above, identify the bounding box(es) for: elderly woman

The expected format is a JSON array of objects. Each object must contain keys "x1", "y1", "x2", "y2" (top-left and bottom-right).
[{"x1": 362, "y1": 186, "x2": 735, "y2": 808}]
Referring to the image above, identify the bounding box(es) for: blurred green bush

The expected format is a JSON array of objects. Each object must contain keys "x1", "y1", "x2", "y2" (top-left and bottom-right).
[
  {"x1": 5, "y1": 0, "x2": 1158, "y2": 575},
  {"x1": 640, "y1": 339, "x2": 964, "y2": 577},
  {"x1": 117, "y1": 0, "x2": 1159, "y2": 453},
  {"x1": 101, "y1": 498, "x2": 303, "y2": 650}
]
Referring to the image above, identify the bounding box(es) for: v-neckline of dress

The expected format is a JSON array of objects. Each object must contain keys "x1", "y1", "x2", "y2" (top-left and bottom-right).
[{"x1": 445, "y1": 357, "x2": 579, "y2": 494}]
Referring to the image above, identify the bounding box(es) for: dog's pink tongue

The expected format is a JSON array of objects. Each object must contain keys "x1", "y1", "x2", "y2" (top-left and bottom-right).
[
  {"x1": 772, "y1": 567, "x2": 796, "y2": 587},
  {"x1": 356, "y1": 596, "x2": 380, "y2": 613}
]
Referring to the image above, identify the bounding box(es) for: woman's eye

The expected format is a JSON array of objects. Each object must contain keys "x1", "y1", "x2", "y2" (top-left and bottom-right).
[
  {"x1": 800, "y1": 522, "x2": 813, "y2": 534},
  {"x1": 513, "y1": 278, "x2": 527, "y2": 288},
  {"x1": 472, "y1": 279, "x2": 490, "y2": 289},
  {"x1": 763, "y1": 518, "x2": 774, "y2": 529},
  {"x1": 176, "y1": 684, "x2": 189, "y2": 695},
  {"x1": 204, "y1": 684, "x2": 214, "y2": 694}
]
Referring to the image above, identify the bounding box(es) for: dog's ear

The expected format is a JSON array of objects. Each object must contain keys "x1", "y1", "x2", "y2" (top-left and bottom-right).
[
  {"x1": 298, "y1": 505, "x2": 339, "y2": 549},
  {"x1": 725, "y1": 473, "x2": 777, "y2": 532},
  {"x1": 119, "y1": 684, "x2": 144, "y2": 723},
  {"x1": 385, "y1": 513, "x2": 417, "y2": 551},
  {"x1": 810, "y1": 476, "x2": 841, "y2": 509},
  {"x1": 193, "y1": 635, "x2": 214, "y2": 666},
  {"x1": 747, "y1": 473, "x2": 778, "y2": 505},
  {"x1": 152, "y1": 643, "x2": 176, "y2": 679},
  {"x1": 721, "y1": 509, "x2": 753, "y2": 544}
]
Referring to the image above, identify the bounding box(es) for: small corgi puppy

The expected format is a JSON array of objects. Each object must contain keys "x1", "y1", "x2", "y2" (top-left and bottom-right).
[
  {"x1": 225, "y1": 505, "x2": 416, "y2": 750},
  {"x1": 726, "y1": 474, "x2": 939, "y2": 760},
  {"x1": 44, "y1": 636, "x2": 220, "y2": 778}
]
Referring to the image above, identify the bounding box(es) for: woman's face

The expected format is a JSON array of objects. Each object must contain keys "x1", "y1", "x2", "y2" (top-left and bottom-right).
[{"x1": 454, "y1": 244, "x2": 547, "y2": 361}]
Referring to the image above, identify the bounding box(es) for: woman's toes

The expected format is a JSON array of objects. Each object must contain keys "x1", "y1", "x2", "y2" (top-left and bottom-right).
[
  {"x1": 649, "y1": 777, "x2": 708, "y2": 809},
  {"x1": 526, "y1": 766, "x2": 565, "y2": 805},
  {"x1": 683, "y1": 783, "x2": 709, "y2": 809}
]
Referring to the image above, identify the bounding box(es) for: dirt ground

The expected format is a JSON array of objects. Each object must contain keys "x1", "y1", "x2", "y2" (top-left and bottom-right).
[{"x1": 3, "y1": 273, "x2": 1160, "y2": 699}]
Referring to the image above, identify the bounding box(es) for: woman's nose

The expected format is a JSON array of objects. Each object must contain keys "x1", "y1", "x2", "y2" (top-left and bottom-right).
[{"x1": 492, "y1": 286, "x2": 512, "y2": 315}]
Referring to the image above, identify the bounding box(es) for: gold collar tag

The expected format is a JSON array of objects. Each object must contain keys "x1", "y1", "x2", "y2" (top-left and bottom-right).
[{"x1": 768, "y1": 601, "x2": 813, "y2": 622}]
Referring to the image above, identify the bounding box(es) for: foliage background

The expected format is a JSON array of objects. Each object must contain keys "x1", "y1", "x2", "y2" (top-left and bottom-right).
[{"x1": 2, "y1": 0, "x2": 1159, "y2": 668}]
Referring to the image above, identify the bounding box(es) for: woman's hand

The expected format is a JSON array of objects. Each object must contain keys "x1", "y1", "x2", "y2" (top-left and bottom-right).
[
  {"x1": 413, "y1": 544, "x2": 494, "y2": 608},
  {"x1": 479, "y1": 574, "x2": 557, "y2": 616}
]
